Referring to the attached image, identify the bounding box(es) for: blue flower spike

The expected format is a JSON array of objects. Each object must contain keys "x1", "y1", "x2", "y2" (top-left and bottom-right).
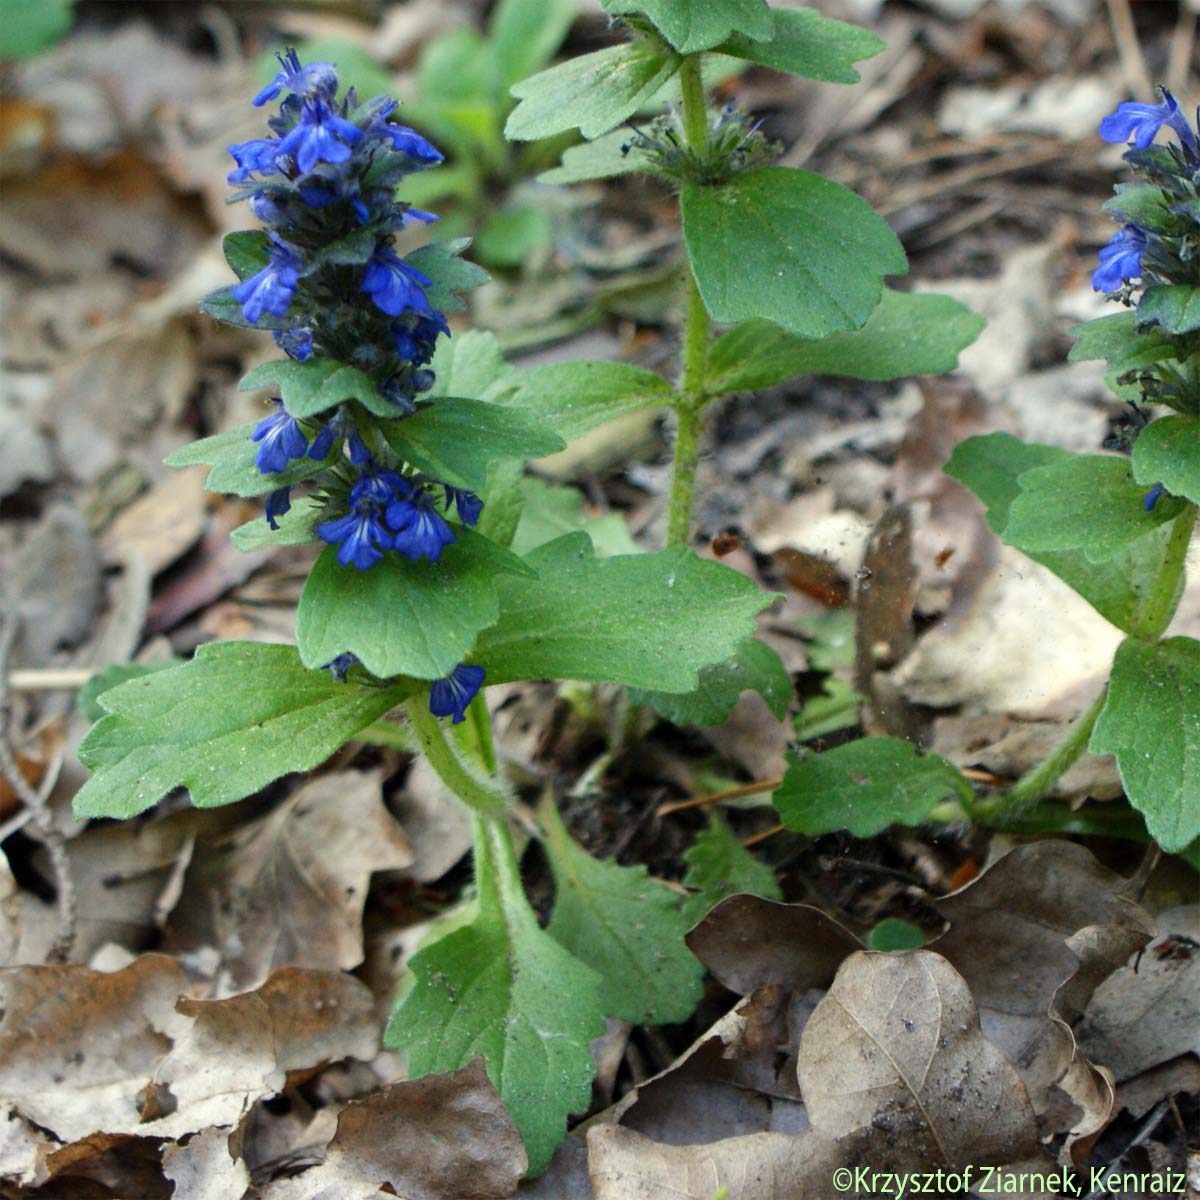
[
  {"x1": 387, "y1": 486, "x2": 457, "y2": 562},
  {"x1": 1092, "y1": 225, "x2": 1147, "y2": 293},
  {"x1": 1099, "y1": 88, "x2": 1199, "y2": 156},
  {"x1": 429, "y1": 664, "x2": 486, "y2": 724}
]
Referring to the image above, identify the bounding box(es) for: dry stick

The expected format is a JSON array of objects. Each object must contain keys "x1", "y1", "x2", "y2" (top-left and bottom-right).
[
  {"x1": 0, "y1": 614, "x2": 76, "y2": 963},
  {"x1": 656, "y1": 777, "x2": 782, "y2": 818},
  {"x1": 741, "y1": 822, "x2": 784, "y2": 849},
  {"x1": 1105, "y1": 0, "x2": 1154, "y2": 101},
  {"x1": 6, "y1": 668, "x2": 95, "y2": 692}
]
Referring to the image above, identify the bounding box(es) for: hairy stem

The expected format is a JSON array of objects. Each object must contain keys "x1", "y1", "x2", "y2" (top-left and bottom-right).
[
  {"x1": 406, "y1": 697, "x2": 510, "y2": 819},
  {"x1": 666, "y1": 54, "x2": 712, "y2": 549},
  {"x1": 1132, "y1": 503, "x2": 1197, "y2": 642}
]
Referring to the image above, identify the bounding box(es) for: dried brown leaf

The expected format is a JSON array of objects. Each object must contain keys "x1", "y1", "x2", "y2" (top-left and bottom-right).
[
  {"x1": 161, "y1": 1127, "x2": 250, "y2": 1200},
  {"x1": 798, "y1": 951, "x2": 1047, "y2": 1170}
]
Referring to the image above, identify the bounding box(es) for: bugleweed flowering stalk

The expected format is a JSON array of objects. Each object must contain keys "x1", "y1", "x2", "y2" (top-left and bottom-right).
[{"x1": 224, "y1": 50, "x2": 484, "y2": 721}]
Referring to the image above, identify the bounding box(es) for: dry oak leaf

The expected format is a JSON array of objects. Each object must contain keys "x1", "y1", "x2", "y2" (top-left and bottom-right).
[
  {"x1": 797, "y1": 951, "x2": 1049, "y2": 1175},
  {"x1": 258, "y1": 1059, "x2": 526, "y2": 1200},
  {"x1": 161, "y1": 1127, "x2": 250, "y2": 1200},
  {"x1": 0, "y1": 955, "x2": 378, "y2": 1148}
]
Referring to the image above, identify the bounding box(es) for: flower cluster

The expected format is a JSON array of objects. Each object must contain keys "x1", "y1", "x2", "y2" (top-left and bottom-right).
[
  {"x1": 1092, "y1": 89, "x2": 1200, "y2": 294},
  {"x1": 221, "y1": 50, "x2": 486, "y2": 721}
]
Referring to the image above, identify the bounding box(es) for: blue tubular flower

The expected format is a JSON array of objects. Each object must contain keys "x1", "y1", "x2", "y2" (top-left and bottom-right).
[
  {"x1": 1099, "y1": 89, "x2": 1198, "y2": 154},
  {"x1": 274, "y1": 327, "x2": 314, "y2": 361},
  {"x1": 387, "y1": 488, "x2": 457, "y2": 562},
  {"x1": 322, "y1": 652, "x2": 358, "y2": 681},
  {"x1": 1144, "y1": 483, "x2": 1166, "y2": 511},
  {"x1": 254, "y1": 49, "x2": 338, "y2": 107},
  {"x1": 308, "y1": 422, "x2": 336, "y2": 461},
  {"x1": 265, "y1": 486, "x2": 293, "y2": 529},
  {"x1": 1092, "y1": 225, "x2": 1147, "y2": 292},
  {"x1": 228, "y1": 137, "x2": 281, "y2": 184},
  {"x1": 276, "y1": 99, "x2": 365, "y2": 175},
  {"x1": 444, "y1": 485, "x2": 482, "y2": 526},
  {"x1": 252, "y1": 401, "x2": 309, "y2": 474},
  {"x1": 361, "y1": 248, "x2": 434, "y2": 318},
  {"x1": 232, "y1": 241, "x2": 301, "y2": 324},
  {"x1": 317, "y1": 493, "x2": 392, "y2": 570},
  {"x1": 429, "y1": 664, "x2": 486, "y2": 724},
  {"x1": 377, "y1": 123, "x2": 444, "y2": 166}
]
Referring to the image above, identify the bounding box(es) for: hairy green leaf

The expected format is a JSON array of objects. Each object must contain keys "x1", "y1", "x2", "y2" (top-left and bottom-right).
[
  {"x1": 773, "y1": 737, "x2": 972, "y2": 836},
  {"x1": 681, "y1": 167, "x2": 907, "y2": 338},
  {"x1": 629, "y1": 635, "x2": 792, "y2": 726},
  {"x1": 1103, "y1": 184, "x2": 1174, "y2": 234},
  {"x1": 1067, "y1": 310, "x2": 1178, "y2": 374},
  {"x1": 239, "y1": 357, "x2": 395, "y2": 419},
  {"x1": 1136, "y1": 285, "x2": 1200, "y2": 335},
  {"x1": 503, "y1": 360, "x2": 673, "y2": 441},
  {"x1": 1131, "y1": 415, "x2": 1200, "y2": 506},
  {"x1": 77, "y1": 662, "x2": 180, "y2": 723},
  {"x1": 404, "y1": 239, "x2": 489, "y2": 312},
  {"x1": 230, "y1": 496, "x2": 325, "y2": 551},
  {"x1": 511, "y1": 478, "x2": 639, "y2": 558},
  {"x1": 714, "y1": 6, "x2": 883, "y2": 82},
  {"x1": 539, "y1": 128, "x2": 655, "y2": 185},
  {"x1": 506, "y1": 41, "x2": 681, "y2": 142},
  {"x1": 705, "y1": 289, "x2": 982, "y2": 393},
  {"x1": 543, "y1": 800, "x2": 703, "y2": 1025},
  {"x1": 297, "y1": 533, "x2": 533, "y2": 681},
  {"x1": 490, "y1": 0, "x2": 577, "y2": 91},
  {"x1": 382, "y1": 396, "x2": 564, "y2": 492},
  {"x1": 386, "y1": 829, "x2": 604, "y2": 1174},
  {"x1": 602, "y1": 0, "x2": 772, "y2": 53},
  {"x1": 681, "y1": 811, "x2": 782, "y2": 925},
  {"x1": 1091, "y1": 637, "x2": 1200, "y2": 852},
  {"x1": 75, "y1": 643, "x2": 410, "y2": 819},
  {"x1": 165, "y1": 422, "x2": 334, "y2": 498},
  {"x1": 945, "y1": 433, "x2": 1182, "y2": 633},
  {"x1": 427, "y1": 330, "x2": 517, "y2": 402},
  {"x1": 473, "y1": 534, "x2": 777, "y2": 691}
]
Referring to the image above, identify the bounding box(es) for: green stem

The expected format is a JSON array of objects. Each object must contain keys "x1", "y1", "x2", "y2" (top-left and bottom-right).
[
  {"x1": 977, "y1": 686, "x2": 1109, "y2": 818},
  {"x1": 1131, "y1": 503, "x2": 1197, "y2": 641},
  {"x1": 666, "y1": 55, "x2": 712, "y2": 549},
  {"x1": 406, "y1": 697, "x2": 510, "y2": 819}
]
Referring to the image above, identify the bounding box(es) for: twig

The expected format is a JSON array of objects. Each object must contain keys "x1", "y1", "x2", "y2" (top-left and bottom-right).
[
  {"x1": 741, "y1": 821, "x2": 784, "y2": 848},
  {"x1": 1105, "y1": 0, "x2": 1154, "y2": 101},
  {"x1": 0, "y1": 614, "x2": 76, "y2": 963},
  {"x1": 6, "y1": 668, "x2": 95, "y2": 692},
  {"x1": 657, "y1": 777, "x2": 782, "y2": 817}
]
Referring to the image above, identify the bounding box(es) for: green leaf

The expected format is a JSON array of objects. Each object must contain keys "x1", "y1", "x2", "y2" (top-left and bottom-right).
[
  {"x1": 1005, "y1": 453, "x2": 1184, "y2": 562},
  {"x1": 503, "y1": 360, "x2": 673, "y2": 441},
  {"x1": 74, "y1": 643, "x2": 411, "y2": 819},
  {"x1": 222, "y1": 230, "x2": 270, "y2": 281},
  {"x1": 239, "y1": 357, "x2": 395, "y2": 420},
  {"x1": 200, "y1": 287, "x2": 291, "y2": 332},
  {"x1": 681, "y1": 167, "x2": 907, "y2": 338},
  {"x1": 506, "y1": 41, "x2": 681, "y2": 142},
  {"x1": 1068, "y1": 311, "x2": 1178, "y2": 374},
  {"x1": 297, "y1": 532, "x2": 533, "y2": 681},
  {"x1": 681, "y1": 811, "x2": 782, "y2": 926},
  {"x1": 0, "y1": 0, "x2": 73, "y2": 59},
  {"x1": 1090, "y1": 637, "x2": 1200, "y2": 852},
  {"x1": 77, "y1": 662, "x2": 180, "y2": 723},
  {"x1": 1136, "y1": 285, "x2": 1200, "y2": 335},
  {"x1": 165, "y1": 422, "x2": 334, "y2": 498},
  {"x1": 602, "y1": 0, "x2": 772, "y2": 54},
  {"x1": 475, "y1": 206, "x2": 554, "y2": 269},
  {"x1": 773, "y1": 737, "x2": 972, "y2": 836},
  {"x1": 510, "y1": 478, "x2": 639, "y2": 558},
  {"x1": 539, "y1": 128, "x2": 655, "y2": 185},
  {"x1": 427, "y1": 330, "x2": 516, "y2": 402},
  {"x1": 473, "y1": 535, "x2": 777, "y2": 691},
  {"x1": 382, "y1": 397, "x2": 565, "y2": 492},
  {"x1": 945, "y1": 433, "x2": 1184, "y2": 634},
  {"x1": 490, "y1": 0, "x2": 577, "y2": 91},
  {"x1": 542, "y1": 799, "x2": 704, "y2": 1025},
  {"x1": 476, "y1": 458, "x2": 527, "y2": 548},
  {"x1": 705, "y1": 289, "x2": 982, "y2": 393},
  {"x1": 386, "y1": 828, "x2": 605, "y2": 1174},
  {"x1": 795, "y1": 675, "x2": 861, "y2": 741},
  {"x1": 230, "y1": 496, "x2": 324, "y2": 551},
  {"x1": 629, "y1": 635, "x2": 792, "y2": 726},
  {"x1": 796, "y1": 609, "x2": 855, "y2": 671},
  {"x1": 404, "y1": 239, "x2": 489, "y2": 313},
  {"x1": 1131, "y1": 415, "x2": 1200, "y2": 506},
  {"x1": 714, "y1": 6, "x2": 884, "y2": 82},
  {"x1": 1103, "y1": 184, "x2": 1174, "y2": 233},
  {"x1": 866, "y1": 918, "x2": 925, "y2": 951}
]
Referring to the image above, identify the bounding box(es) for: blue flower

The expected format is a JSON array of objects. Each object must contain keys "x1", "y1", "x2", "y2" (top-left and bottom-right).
[
  {"x1": 429, "y1": 664, "x2": 486, "y2": 724},
  {"x1": 322, "y1": 652, "x2": 358, "y2": 682},
  {"x1": 1143, "y1": 483, "x2": 1166, "y2": 512},
  {"x1": 401, "y1": 207, "x2": 440, "y2": 226},
  {"x1": 443, "y1": 485, "x2": 482, "y2": 526},
  {"x1": 231, "y1": 240, "x2": 301, "y2": 324},
  {"x1": 1092, "y1": 225, "x2": 1147, "y2": 292},
  {"x1": 1099, "y1": 89, "x2": 1197, "y2": 153},
  {"x1": 251, "y1": 400, "x2": 309, "y2": 474},
  {"x1": 273, "y1": 327, "x2": 314, "y2": 361},
  {"x1": 254, "y1": 49, "x2": 338, "y2": 108},
  {"x1": 277, "y1": 99, "x2": 364, "y2": 175},
  {"x1": 265, "y1": 486, "x2": 293, "y2": 529},
  {"x1": 316, "y1": 499, "x2": 392, "y2": 570},
  {"x1": 361, "y1": 247, "x2": 434, "y2": 318},
  {"x1": 228, "y1": 137, "x2": 281, "y2": 184},
  {"x1": 308, "y1": 422, "x2": 336, "y2": 461},
  {"x1": 377, "y1": 123, "x2": 444, "y2": 166},
  {"x1": 387, "y1": 487, "x2": 456, "y2": 562},
  {"x1": 392, "y1": 311, "x2": 449, "y2": 363},
  {"x1": 347, "y1": 430, "x2": 373, "y2": 465},
  {"x1": 298, "y1": 178, "x2": 373, "y2": 225}
]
